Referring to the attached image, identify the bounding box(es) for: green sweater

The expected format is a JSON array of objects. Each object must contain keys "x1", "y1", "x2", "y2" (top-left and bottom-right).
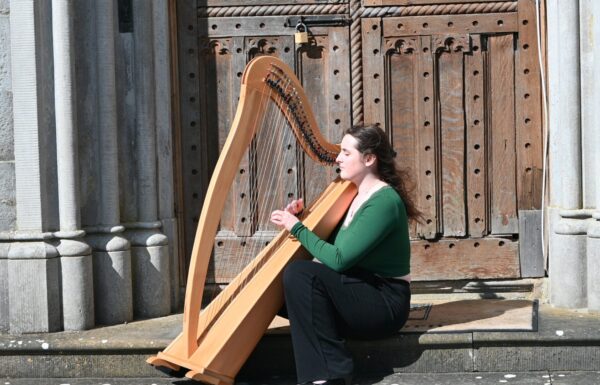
[{"x1": 290, "y1": 186, "x2": 410, "y2": 277}]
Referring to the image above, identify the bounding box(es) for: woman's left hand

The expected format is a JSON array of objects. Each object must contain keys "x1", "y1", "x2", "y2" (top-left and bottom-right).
[{"x1": 270, "y1": 209, "x2": 300, "y2": 232}]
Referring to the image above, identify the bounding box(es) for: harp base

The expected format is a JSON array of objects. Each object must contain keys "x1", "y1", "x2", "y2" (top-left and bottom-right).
[
  {"x1": 146, "y1": 356, "x2": 187, "y2": 377},
  {"x1": 148, "y1": 354, "x2": 234, "y2": 385},
  {"x1": 187, "y1": 370, "x2": 234, "y2": 385}
]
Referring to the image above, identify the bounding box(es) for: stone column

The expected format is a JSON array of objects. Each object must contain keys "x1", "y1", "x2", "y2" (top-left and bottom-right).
[
  {"x1": 126, "y1": 0, "x2": 170, "y2": 318},
  {"x1": 0, "y1": 243, "x2": 9, "y2": 332},
  {"x1": 88, "y1": 0, "x2": 133, "y2": 325},
  {"x1": 547, "y1": 0, "x2": 588, "y2": 308},
  {"x1": 51, "y1": 0, "x2": 94, "y2": 331},
  {"x1": 0, "y1": 0, "x2": 12, "y2": 333},
  {"x1": 581, "y1": 0, "x2": 600, "y2": 311},
  {"x1": 7, "y1": 0, "x2": 61, "y2": 333},
  {"x1": 153, "y1": 0, "x2": 180, "y2": 312}
]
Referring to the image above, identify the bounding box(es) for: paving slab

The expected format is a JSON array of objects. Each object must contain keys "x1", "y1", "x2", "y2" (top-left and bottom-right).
[
  {"x1": 2, "y1": 304, "x2": 600, "y2": 379},
  {"x1": 0, "y1": 372, "x2": 571, "y2": 385}
]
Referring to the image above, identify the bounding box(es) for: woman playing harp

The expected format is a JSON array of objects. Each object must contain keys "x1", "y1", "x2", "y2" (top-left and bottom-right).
[{"x1": 271, "y1": 125, "x2": 421, "y2": 385}]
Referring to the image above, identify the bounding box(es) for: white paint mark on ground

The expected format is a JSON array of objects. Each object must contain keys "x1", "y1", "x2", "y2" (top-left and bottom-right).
[
  {"x1": 504, "y1": 374, "x2": 516, "y2": 378},
  {"x1": 556, "y1": 330, "x2": 564, "y2": 336},
  {"x1": 41, "y1": 342, "x2": 49, "y2": 350},
  {"x1": 101, "y1": 339, "x2": 108, "y2": 343}
]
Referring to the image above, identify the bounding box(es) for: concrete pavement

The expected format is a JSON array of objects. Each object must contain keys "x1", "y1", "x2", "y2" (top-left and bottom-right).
[{"x1": 3, "y1": 372, "x2": 600, "y2": 385}]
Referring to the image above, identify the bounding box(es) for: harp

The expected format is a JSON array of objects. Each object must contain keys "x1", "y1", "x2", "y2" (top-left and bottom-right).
[{"x1": 147, "y1": 56, "x2": 357, "y2": 384}]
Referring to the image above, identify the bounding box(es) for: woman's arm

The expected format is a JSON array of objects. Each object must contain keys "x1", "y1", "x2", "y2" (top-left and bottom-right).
[{"x1": 288, "y1": 195, "x2": 401, "y2": 271}]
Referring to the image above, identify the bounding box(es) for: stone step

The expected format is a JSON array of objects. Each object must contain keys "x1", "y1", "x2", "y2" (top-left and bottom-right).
[
  {"x1": 4, "y1": 371, "x2": 600, "y2": 385},
  {"x1": 1, "y1": 300, "x2": 599, "y2": 380}
]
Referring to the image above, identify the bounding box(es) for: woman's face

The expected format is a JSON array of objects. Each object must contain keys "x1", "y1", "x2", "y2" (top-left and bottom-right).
[{"x1": 336, "y1": 134, "x2": 373, "y2": 182}]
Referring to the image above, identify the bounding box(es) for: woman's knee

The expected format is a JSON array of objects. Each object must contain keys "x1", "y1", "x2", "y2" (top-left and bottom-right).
[{"x1": 283, "y1": 259, "x2": 315, "y2": 287}]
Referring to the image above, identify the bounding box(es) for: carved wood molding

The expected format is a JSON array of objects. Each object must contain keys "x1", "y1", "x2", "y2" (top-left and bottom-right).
[
  {"x1": 199, "y1": 38, "x2": 232, "y2": 54},
  {"x1": 197, "y1": 2, "x2": 517, "y2": 18},
  {"x1": 198, "y1": 4, "x2": 349, "y2": 17},
  {"x1": 360, "y1": 2, "x2": 517, "y2": 17},
  {"x1": 432, "y1": 34, "x2": 471, "y2": 53},
  {"x1": 385, "y1": 37, "x2": 419, "y2": 54}
]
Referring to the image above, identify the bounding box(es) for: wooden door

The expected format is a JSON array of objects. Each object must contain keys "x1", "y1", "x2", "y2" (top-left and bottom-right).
[{"x1": 174, "y1": 0, "x2": 544, "y2": 285}]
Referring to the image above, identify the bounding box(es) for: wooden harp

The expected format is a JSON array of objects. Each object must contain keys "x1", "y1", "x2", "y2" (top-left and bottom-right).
[{"x1": 148, "y1": 56, "x2": 357, "y2": 385}]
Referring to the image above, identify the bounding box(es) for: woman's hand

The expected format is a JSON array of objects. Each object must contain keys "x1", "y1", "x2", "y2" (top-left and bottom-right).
[
  {"x1": 284, "y1": 198, "x2": 304, "y2": 215},
  {"x1": 270, "y1": 209, "x2": 300, "y2": 232}
]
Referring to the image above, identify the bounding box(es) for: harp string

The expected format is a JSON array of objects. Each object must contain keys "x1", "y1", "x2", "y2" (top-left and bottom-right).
[
  {"x1": 200, "y1": 68, "x2": 301, "y2": 331},
  {"x1": 201, "y1": 64, "x2": 316, "y2": 330},
  {"x1": 200, "y1": 68, "x2": 276, "y2": 328},
  {"x1": 225, "y1": 75, "x2": 298, "y2": 310},
  {"x1": 236, "y1": 75, "x2": 296, "y2": 294}
]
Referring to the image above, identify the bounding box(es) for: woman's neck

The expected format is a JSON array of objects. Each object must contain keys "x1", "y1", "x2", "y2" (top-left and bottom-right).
[{"x1": 355, "y1": 174, "x2": 384, "y2": 195}]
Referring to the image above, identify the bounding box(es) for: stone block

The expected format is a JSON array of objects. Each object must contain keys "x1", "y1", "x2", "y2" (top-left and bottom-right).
[
  {"x1": 0, "y1": 161, "x2": 15, "y2": 231},
  {"x1": 0, "y1": 252, "x2": 8, "y2": 332},
  {"x1": 0, "y1": 16, "x2": 13, "y2": 161},
  {"x1": 8, "y1": 251, "x2": 61, "y2": 333}
]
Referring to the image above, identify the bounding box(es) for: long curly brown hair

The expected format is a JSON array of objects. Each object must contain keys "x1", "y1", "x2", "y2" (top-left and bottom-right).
[{"x1": 345, "y1": 124, "x2": 422, "y2": 222}]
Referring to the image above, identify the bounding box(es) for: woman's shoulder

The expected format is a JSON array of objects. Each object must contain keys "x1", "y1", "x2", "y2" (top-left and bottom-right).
[
  {"x1": 369, "y1": 186, "x2": 406, "y2": 214},
  {"x1": 368, "y1": 186, "x2": 403, "y2": 206}
]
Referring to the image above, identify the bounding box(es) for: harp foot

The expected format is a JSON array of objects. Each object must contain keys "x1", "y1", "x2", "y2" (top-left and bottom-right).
[
  {"x1": 186, "y1": 370, "x2": 233, "y2": 385},
  {"x1": 147, "y1": 356, "x2": 186, "y2": 377}
]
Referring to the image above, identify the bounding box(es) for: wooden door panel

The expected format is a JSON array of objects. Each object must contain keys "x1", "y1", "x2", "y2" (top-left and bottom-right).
[
  {"x1": 382, "y1": 13, "x2": 519, "y2": 36},
  {"x1": 436, "y1": 35, "x2": 469, "y2": 237},
  {"x1": 374, "y1": 12, "x2": 531, "y2": 279},
  {"x1": 488, "y1": 33, "x2": 518, "y2": 235},
  {"x1": 387, "y1": 38, "x2": 419, "y2": 237},
  {"x1": 515, "y1": 0, "x2": 544, "y2": 210},
  {"x1": 411, "y1": 237, "x2": 520, "y2": 280},
  {"x1": 415, "y1": 35, "x2": 438, "y2": 239},
  {"x1": 464, "y1": 35, "x2": 487, "y2": 238}
]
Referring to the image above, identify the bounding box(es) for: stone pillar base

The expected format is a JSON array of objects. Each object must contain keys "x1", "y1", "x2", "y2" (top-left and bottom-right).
[
  {"x1": 88, "y1": 234, "x2": 133, "y2": 325},
  {"x1": 587, "y1": 218, "x2": 600, "y2": 311},
  {"x1": 7, "y1": 242, "x2": 61, "y2": 333},
  {"x1": 550, "y1": 214, "x2": 592, "y2": 309},
  {"x1": 57, "y1": 239, "x2": 94, "y2": 330},
  {"x1": 126, "y1": 229, "x2": 170, "y2": 319}
]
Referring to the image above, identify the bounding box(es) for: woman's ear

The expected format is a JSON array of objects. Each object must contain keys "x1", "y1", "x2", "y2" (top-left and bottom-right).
[{"x1": 363, "y1": 153, "x2": 377, "y2": 167}]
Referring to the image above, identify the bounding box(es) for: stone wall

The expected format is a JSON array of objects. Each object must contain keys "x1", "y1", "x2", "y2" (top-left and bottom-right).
[
  {"x1": 0, "y1": 0, "x2": 14, "y2": 233},
  {"x1": 0, "y1": 0, "x2": 12, "y2": 333}
]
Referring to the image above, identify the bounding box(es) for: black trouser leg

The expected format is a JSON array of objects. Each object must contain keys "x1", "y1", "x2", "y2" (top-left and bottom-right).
[{"x1": 282, "y1": 260, "x2": 411, "y2": 384}]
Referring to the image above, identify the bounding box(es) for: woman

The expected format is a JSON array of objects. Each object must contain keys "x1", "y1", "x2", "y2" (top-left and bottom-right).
[{"x1": 270, "y1": 125, "x2": 421, "y2": 385}]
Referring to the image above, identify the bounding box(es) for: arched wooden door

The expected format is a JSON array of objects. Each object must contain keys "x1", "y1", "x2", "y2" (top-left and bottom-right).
[{"x1": 174, "y1": 0, "x2": 544, "y2": 287}]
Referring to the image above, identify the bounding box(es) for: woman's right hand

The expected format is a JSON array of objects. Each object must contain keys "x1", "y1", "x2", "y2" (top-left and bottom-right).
[{"x1": 284, "y1": 198, "x2": 304, "y2": 215}]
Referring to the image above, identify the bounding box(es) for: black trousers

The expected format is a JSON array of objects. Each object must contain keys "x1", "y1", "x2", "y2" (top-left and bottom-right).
[{"x1": 281, "y1": 260, "x2": 411, "y2": 383}]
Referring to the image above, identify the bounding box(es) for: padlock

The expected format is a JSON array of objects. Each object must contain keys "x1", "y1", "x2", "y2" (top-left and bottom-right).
[{"x1": 295, "y1": 22, "x2": 309, "y2": 45}]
